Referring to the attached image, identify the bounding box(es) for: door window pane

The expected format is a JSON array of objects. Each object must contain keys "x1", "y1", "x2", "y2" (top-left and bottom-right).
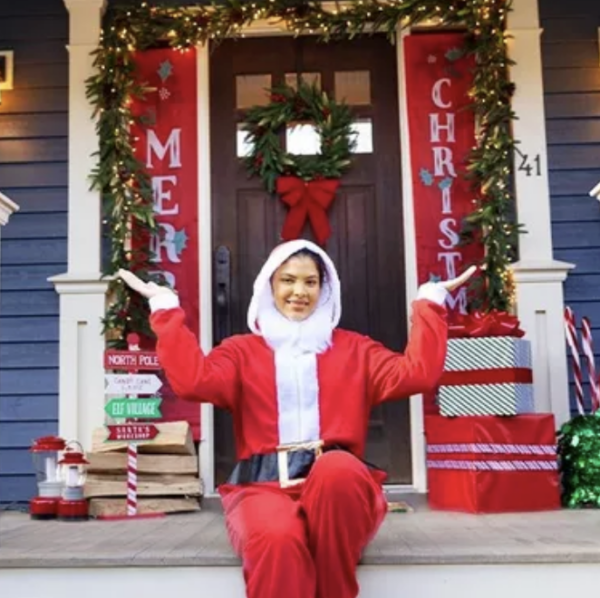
[
  {"x1": 351, "y1": 119, "x2": 373, "y2": 154},
  {"x1": 286, "y1": 123, "x2": 321, "y2": 155},
  {"x1": 334, "y1": 71, "x2": 371, "y2": 105},
  {"x1": 284, "y1": 72, "x2": 321, "y2": 90},
  {"x1": 236, "y1": 74, "x2": 271, "y2": 109}
]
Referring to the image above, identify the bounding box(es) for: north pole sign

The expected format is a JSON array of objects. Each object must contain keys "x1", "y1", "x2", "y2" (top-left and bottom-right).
[
  {"x1": 106, "y1": 424, "x2": 159, "y2": 442},
  {"x1": 104, "y1": 350, "x2": 161, "y2": 372}
]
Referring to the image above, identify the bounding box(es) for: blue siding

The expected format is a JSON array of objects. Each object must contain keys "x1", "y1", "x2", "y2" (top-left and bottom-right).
[
  {"x1": 541, "y1": 0, "x2": 600, "y2": 415},
  {"x1": 0, "y1": 0, "x2": 67, "y2": 506}
]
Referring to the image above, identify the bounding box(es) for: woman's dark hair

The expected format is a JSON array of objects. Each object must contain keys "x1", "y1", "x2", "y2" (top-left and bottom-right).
[{"x1": 288, "y1": 248, "x2": 327, "y2": 285}]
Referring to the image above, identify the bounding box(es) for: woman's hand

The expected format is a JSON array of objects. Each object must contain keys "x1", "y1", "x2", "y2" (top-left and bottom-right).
[
  {"x1": 440, "y1": 265, "x2": 478, "y2": 292},
  {"x1": 117, "y1": 269, "x2": 175, "y2": 300}
]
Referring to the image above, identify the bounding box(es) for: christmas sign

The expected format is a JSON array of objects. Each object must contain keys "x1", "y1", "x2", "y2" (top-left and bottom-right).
[
  {"x1": 104, "y1": 373, "x2": 163, "y2": 395},
  {"x1": 104, "y1": 350, "x2": 161, "y2": 371},
  {"x1": 106, "y1": 424, "x2": 159, "y2": 442},
  {"x1": 104, "y1": 397, "x2": 163, "y2": 419}
]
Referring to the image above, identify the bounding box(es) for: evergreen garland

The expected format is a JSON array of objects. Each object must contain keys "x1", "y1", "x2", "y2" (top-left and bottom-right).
[{"x1": 86, "y1": 0, "x2": 519, "y2": 347}]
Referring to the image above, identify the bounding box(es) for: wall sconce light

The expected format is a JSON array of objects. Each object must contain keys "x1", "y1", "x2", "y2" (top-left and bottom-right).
[{"x1": 0, "y1": 50, "x2": 14, "y2": 105}]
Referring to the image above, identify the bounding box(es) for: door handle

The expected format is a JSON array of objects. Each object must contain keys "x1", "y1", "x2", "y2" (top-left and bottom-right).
[{"x1": 214, "y1": 245, "x2": 231, "y2": 344}]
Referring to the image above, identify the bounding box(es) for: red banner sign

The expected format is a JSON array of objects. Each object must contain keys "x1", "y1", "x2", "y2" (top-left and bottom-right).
[
  {"x1": 132, "y1": 48, "x2": 200, "y2": 439},
  {"x1": 106, "y1": 424, "x2": 159, "y2": 442},
  {"x1": 404, "y1": 33, "x2": 483, "y2": 315}
]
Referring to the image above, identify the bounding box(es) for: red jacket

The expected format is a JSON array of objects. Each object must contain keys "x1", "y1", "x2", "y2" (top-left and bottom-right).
[{"x1": 150, "y1": 299, "x2": 448, "y2": 461}]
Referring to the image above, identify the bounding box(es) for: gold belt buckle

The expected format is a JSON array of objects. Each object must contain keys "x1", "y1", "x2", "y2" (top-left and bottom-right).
[{"x1": 276, "y1": 440, "x2": 324, "y2": 488}]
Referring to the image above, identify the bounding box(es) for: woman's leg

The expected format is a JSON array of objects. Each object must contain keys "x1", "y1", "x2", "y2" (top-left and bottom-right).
[
  {"x1": 223, "y1": 486, "x2": 316, "y2": 598},
  {"x1": 300, "y1": 451, "x2": 387, "y2": 598}
]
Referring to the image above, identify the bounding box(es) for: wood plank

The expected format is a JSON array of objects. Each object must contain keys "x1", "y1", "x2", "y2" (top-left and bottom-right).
[
  {"x1": 552, "y1": 222, "x2": 600, "y2": 249},
  {"x1": 0, "y1": 368, "x2": 58, "y2": 396},
  {"x1": 545, "y1": 94, "x2": 600, "y2": 119},
  {"x1": 540, "y1": 0, "x2": 600, "y2": 19},
  {"x1": 540, "y1": 17, "x2": 600, "y2": 40},
  {"x1": 542, "y1": 41, "x2": 600, "y2": 68},
  {"x1": 564, "y1": 274, "x2": 600, "y2": 301},
  {"x1": 0, "y1": 138, "x2": 68, "y2": 163},
  {"x1": 0, "y1": 475, "x2": 36, "y2": 504},
  {"x1": 554, "y1": 248, "x2": 600, "y2": 274},
  {"x1": 547, "y1": 145, "x2": 600, "y2": 170},
  {"x1": 1, "y1": 189, "x2": 67, "y2": 213},
  {"x1": 0, "y1": 0, "x2": 68, "y2": 17},
  {"x1": 1, "y1": 240, "x2": 66, "y2": 265},
  {"x1": 550, "y1": 195, "x2": 600, "y2": 222},
  {"x1": 0, "y1": 114, "x2": 67, "y2": 138},
  {"x1": 0, "y1": 212, "x2": 67, "y2": 239},
  {"x1": 88, "y1": 497, "x2": 201, "y2": 518},
  {"x1": 543, "y1": 68, "x2": 600, "y2": 94},
  {"x1": 0, "y1": 40, "x2": 67, "y2": 64},
  {"x1": 546, "y1": 119, "x2": 600, "y2": 145},
  {"x1": 84, "y1": 473, "x2": 202, "y2": 498},
  {"x1": 0, "y1": 290, "x2": 60, "y2": 317},
  {"x1": 0, "y1": 16, "x2": 68, "y2": 41},
  {"x1": 0, "y1": 89, "x2": 67, "y2": 114},
  {"x1": 0, "y1": 448, "x2": 36, "y2": 475},
  {"x1": 14, "y1": 64, "x2": 68, "y2": 89},
  {"x1": 0, "y1": 163, "x2": 67, "y2": 188},
  {"x1": 0, "y1": 394, "x2": 58, "y2": 421},
  {"x1": 0, "y1": 421, "x2": 58, "y2": 449},
  {"x1": 0, "y1": 318, "x2": 59, "y2": 343},
  {"x1": 0, "y1": 264, "x2": 62, "y2": 290},
  {"x1": 91, "y1": 421, "x2": 196, "y2": 456},
  {"x1": 86, "y1": 453, "x2": 198, "y2": 475},
  {"x1": 549, "y1": 170, "x2": 600, "y2": 196}
]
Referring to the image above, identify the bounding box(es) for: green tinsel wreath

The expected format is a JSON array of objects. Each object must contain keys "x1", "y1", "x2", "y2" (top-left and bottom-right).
[
  {"x1": 557, "y1": 413, "x2": 600, "y2": 508},
  {"x1": 242, "y1": 80, "x2": 356, "y2": 193}
]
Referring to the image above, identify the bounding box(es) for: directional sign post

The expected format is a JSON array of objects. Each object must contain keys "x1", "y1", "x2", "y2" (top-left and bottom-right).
[
  {"x1": 105, "y1": 397, "x2": 162, "y2": 419},
  {"x1": 106, "y1": 424, "x2": 159, "y2": 442},
  {"x1": 104, "y1": 373, "x2": 163, "y2": 396}
]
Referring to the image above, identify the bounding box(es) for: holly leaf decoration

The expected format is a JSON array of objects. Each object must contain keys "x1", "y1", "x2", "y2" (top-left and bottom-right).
[
  {"x1": 420, "y1": 168, "x2": 434, "y2": 186},
  {"x1": 438, "y1": 177, "x2": 453, "y2": 190},
  {"x1": 173, "y1": 228, "x2": 188, "y2": 256},
  {"x1": 158, "y1": 60, "x2": 173, "y2": 82},
  {"x1": 445, "y1": 47, "x2": 464, "y2": 62}
]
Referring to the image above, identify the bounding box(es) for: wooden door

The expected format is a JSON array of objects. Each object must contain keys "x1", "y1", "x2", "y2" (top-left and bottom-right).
[{"x1": 209, "y1": 35, "x2": 411, "y2": 486}]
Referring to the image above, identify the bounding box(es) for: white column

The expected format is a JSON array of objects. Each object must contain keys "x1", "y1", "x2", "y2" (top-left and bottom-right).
[
  {"x1": 0, "y1": 191, "x2": 20, "y2": 300},
  {"x1": 507, "y1": 0, "x2": 573, "y2": 427},
  {"x1": 48, "y1": 0, "x2": 108, "y2": 450}
]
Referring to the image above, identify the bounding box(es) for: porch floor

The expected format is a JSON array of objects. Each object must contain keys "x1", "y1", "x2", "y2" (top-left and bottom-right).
[{"x1": 2, "y1": 495, "x2": 600, "y2": 568}]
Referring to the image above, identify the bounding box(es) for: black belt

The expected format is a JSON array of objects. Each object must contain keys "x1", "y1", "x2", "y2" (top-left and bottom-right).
[{"x1": 227, "y1": 443, "x2": 350, "y2": 486}]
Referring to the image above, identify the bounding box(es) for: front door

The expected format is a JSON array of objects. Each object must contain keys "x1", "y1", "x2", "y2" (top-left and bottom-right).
[{"x1": 209, "y1": 35, "x2": 411, "y2": 486}]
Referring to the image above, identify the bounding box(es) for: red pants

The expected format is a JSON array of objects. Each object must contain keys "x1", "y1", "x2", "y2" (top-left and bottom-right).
[{"x1": 221, "y1": 451, "x2": 387, "y2": 598}]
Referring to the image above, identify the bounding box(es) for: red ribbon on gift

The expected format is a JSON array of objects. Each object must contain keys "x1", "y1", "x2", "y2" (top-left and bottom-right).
[
  {"x1": 439, "y1": 367, "x2": 533, "y2": 386},
  {"x1": 276, "y1": 176, "x2": 340, "y2": 246},
  {"x1": 448, "y1": 310, "x2": 525, "y2": 339}
]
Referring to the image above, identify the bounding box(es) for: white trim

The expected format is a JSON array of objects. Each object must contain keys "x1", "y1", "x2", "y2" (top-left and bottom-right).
[
  {"x1": 506, "y1": 0, "x2": 574, "y2": 427},
  {"x1": 197, "y1": 43, "x2": 216, "y2": 495},
  {"x1": 0, "y1": 190, "x2": 19, "y2": 226},
  {"x1": 396, "y1": 27, "x2": 426, "y2": 493}
]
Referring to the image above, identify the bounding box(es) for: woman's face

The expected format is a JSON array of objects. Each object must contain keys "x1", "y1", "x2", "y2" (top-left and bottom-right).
[{"x1": 271, "y1": 255, "x2": 322, "y2": 321}]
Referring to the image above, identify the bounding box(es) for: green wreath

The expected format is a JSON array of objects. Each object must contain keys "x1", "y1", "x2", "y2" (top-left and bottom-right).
[{"x1": 242, "y1": 80, "x2": 356, "y2": 193}]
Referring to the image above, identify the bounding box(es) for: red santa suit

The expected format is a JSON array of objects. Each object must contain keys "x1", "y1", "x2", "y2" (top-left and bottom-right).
[{"x1": 148, "y1": 239, "x2": 448, "y2": 598}]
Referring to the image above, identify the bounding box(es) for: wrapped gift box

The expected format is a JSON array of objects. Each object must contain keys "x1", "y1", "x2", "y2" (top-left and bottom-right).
[
  {"x1": 438, "y1": 337, "x2": 534, "y2": 416},
  {"x1": 425, "y1": 414, "x2": 561, "y2": 513}
]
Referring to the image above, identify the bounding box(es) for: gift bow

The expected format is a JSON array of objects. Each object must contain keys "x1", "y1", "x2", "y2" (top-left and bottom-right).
[
  {"x1": 448, "y1": 310, "x2": 525, "y2": 338},
  {"x1": 276, "y1": 176, "x2": 340, "y2": 246}
]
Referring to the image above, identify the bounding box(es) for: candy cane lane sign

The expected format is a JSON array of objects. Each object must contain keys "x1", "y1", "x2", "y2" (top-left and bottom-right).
[
  {"x1": 104, "y1": 374, "x2": 163, "y2": 395},
  {"x1": 104, "y1": 350, "x2": 161, "y2": 371},
  {"x1": 106, "y1": 424, "x2": 159, "y2": 442},
  {"x1": 105, "y1": 397, "x2": 163, "y2": 419}
]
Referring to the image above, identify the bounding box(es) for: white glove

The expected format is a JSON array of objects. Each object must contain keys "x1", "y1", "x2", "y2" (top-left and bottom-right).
[
  {"x1": 416, "y1": 265, "x2": 478, "y2": 307},
  {"x1": 117, "y1": 269, "x2": 180, "y2": 313}
]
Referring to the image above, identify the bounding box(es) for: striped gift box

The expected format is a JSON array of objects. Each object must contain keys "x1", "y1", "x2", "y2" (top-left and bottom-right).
[{"x1": 438, "y1": 337, "x2": 533, "y2": 417}]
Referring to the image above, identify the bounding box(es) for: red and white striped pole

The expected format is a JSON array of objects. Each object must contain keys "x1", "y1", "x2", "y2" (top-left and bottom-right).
[
  {"x1": 126, "y1": 333, "x2": 140, "y2": 517},
  {"x1": 564, "y1": 307, "x2": 586, "y2": 415},
  {"x1": 581, "y1": 316, "x2": 600, "y2": 413}
]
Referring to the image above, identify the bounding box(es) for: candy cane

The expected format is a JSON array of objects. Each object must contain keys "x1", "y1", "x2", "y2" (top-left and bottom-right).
[
  {"x1": 581, "y1": 317, "x2": 600, "y2": 413},
  {"x1": 127, "y1": 443, "x2": 138, "y2": 516},
  {"x1": 564, "y1": 307, "x2": 586, "y2": 415}
]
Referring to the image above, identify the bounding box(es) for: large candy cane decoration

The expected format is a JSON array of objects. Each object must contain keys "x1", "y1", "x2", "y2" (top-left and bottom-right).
[
  {"x1": 581, "y1": 316, "x2": 600, "y2": 413},
  {"x1": 564, "y1": 307, "x2": 586, "y2": 415}
]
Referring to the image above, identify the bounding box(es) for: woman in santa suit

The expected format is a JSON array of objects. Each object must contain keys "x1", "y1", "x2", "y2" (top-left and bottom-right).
[{"x1": 118, "y1": 239, "x2": 474, "y2": 598}]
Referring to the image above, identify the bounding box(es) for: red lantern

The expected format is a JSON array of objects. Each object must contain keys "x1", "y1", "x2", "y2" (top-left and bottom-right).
[
  {"x1": 56, "y1": 442, "x2": 90, "y2": 521},
  {"x1": 30, "y1": 436, "x2": 66, "y2": 519}
]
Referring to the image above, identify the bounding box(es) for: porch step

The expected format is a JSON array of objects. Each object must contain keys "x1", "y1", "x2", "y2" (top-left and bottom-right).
[{"x1": 2, "y1": 504, "x2": 600, "y2": 597}]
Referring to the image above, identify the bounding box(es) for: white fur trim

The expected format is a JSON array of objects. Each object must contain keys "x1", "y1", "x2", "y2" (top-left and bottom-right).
[
  {"x1": 416, "y1": 282, "x2": 448, "y2": 306},
  {"x1": 148, "y1": 292, "x2": 180, "y2": 313}
]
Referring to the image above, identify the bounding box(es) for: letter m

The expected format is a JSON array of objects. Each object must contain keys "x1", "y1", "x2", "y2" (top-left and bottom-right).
[{"x1": 146, "y1": 129, "x2": 182, "y2": 169}]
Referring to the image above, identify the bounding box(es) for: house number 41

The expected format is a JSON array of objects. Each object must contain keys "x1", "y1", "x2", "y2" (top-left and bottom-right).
[{"x1": 517, "y1": 153, "x2": 542, "y2": 177}]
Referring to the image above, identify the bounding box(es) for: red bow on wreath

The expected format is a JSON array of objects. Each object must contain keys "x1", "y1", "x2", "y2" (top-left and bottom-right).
[{"x1": 276, "y1": 176, "x2": 340, "y2": 246}]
